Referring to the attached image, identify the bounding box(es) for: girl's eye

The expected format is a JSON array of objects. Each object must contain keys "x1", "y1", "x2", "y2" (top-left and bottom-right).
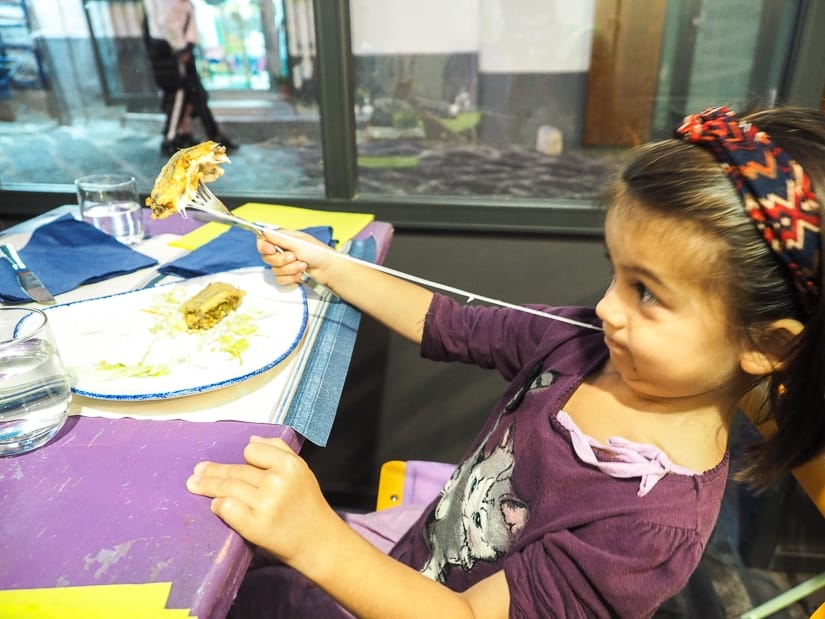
[{"x1": 635, "y1": 283, "x2": 658, "y2": 304}]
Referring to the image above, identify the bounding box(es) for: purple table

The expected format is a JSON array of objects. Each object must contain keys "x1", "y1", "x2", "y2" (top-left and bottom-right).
[{"x1": 0, "y1": 207, "x2": 393, "y2": 618}]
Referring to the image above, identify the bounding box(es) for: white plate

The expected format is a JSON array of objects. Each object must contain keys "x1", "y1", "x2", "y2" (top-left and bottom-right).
[{"x1": 45, "y1": 268, "x2": 307, "y2": 400}]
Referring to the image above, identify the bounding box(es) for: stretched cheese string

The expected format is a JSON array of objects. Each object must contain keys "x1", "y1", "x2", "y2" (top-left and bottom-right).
[
  {"x1": 265, "y1": 226, "x2": 604, "y2": 332},
  {"x1": 171, "y1": 177, "x2": 603, "y2": 333}
]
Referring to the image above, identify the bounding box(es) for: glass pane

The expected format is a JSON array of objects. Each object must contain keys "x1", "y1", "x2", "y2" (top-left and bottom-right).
[
  {"x1": 0, "y1": 0, "x2": 323, "y2": 197},
  {"x1": 196, "y1": 0, "x2": 272, "y2": 91},
  {"x1": 0, "y1": 0, "x2": 816, "y2": 216},
  {"x1": 349, "y1": 0, "x2": 803, "y2": 201}
]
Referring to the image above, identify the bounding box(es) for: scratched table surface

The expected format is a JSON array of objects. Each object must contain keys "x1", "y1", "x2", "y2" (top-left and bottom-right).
[{"x1": 0, "y1": 207, "x2": 392, "y2": 619}]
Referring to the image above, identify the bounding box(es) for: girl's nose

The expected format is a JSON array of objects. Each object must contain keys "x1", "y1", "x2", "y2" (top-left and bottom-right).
[{"x1": 595, "y1": 281, "x2": 623, "y2": 329}]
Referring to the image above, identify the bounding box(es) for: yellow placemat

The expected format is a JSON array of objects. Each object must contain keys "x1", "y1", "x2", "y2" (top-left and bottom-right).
[
  {"x1": 170, "y1": 203, "x2": 375, "y2": 251},
  {"x1": 0, "y1": 582, "x2": 196, "y2": 618}
]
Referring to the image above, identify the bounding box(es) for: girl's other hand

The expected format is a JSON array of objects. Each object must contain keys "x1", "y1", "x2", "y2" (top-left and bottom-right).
[{"x1": 186, "y1": 436, "x2": 338, "y2": 566}]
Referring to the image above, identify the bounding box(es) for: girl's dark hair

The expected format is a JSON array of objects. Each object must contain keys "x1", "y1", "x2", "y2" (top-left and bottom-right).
[{"x1": 599, "y1": 106, "x2": 825, "y2": 490}]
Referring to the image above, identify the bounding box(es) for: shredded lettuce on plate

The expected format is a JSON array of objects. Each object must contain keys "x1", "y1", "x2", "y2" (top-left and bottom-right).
[{"x1": 95, "y1": 285, "x2": 263, "y2": 379}]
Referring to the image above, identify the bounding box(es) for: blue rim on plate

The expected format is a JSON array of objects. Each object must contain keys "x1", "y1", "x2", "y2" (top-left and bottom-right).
[{"x1": 44, "y1": 267, "x2": 308, "y2": 400}]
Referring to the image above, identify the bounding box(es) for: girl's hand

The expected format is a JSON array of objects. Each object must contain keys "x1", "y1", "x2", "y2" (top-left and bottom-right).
[
  {"x1": 256, "y1": 229, "x2": 335, "y2": 286},
  {"x1": 186, "y1": 436, "x2": 338, "y2": 566}
]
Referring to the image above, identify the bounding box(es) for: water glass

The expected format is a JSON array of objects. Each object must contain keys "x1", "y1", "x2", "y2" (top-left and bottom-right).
[
  {"x1": 0, "y1": 307, "x2": 72, "y2": 456},
  {"x1": 75, "y1": 174, "x2": 144, "y2": 245}
]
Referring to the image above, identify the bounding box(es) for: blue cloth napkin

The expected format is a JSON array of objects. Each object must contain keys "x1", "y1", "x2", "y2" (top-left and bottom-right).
[
  {"x1": 158, "y1": 225, "x2": 335, "y2": 278},
  {"x1": 0, "y1": 214, "x2": 158, "y2": 303}
]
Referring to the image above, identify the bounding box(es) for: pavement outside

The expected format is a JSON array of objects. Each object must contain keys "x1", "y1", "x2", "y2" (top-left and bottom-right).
[
  {"x1": 0, "y1": 89, "x2": 325, "y2": 195},
  {"x1": 0, "y1": 88, "x2": 617, "y2": 202}
]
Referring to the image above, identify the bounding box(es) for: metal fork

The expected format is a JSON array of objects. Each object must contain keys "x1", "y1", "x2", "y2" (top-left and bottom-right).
[
  {"x1": 183, "y1": 185, "x2": 601, "y2": 330},
  {"x1": 185, "y1": 183, "x2": 274, "y2": 237}
]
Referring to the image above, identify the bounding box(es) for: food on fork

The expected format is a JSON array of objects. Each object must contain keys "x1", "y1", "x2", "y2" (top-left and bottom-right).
[
  {"x1": 146, "y1": 141, "x2": 229, "y2": 219},
  {"x1": 181, "y1": 282, "x2": 245, "y2": 330}
]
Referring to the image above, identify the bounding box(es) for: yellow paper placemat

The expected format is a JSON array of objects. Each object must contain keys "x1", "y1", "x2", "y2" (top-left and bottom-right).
[
  {"x1": 0, "y1": 582, "x2": 196, "y2": 618},
  {"x1": 170, "y1": 203, "x2": 375, "y2": 251}
]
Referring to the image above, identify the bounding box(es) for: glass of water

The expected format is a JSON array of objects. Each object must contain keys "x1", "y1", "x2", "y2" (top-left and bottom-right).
[
  {"x1": 75, "y1": 174, "x2": 145, "y2": 245},
  {"x1": 0, "y1": 307, "x2": 72, "y2": 456}
]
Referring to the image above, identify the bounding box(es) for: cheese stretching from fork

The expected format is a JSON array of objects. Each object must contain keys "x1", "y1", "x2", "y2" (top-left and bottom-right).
[{"x1": 146, "y1": 141, "x2": 230, "y2": 219}]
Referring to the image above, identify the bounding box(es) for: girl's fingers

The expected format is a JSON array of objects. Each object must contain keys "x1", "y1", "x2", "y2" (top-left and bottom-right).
[
  {"x1": 260, "y1": 229, "x2": 307, "y2": 254},
  {"x1": 248, "y1": 435, "x2": 293, "y2": 449},
  {"x1": 258, "y1": 229, "x2": 288, "y2": 247},
  {"x1": 210, "y1": 495, "x2": 254, "y2": 526},
  {"x1": 186, "y1": 469, "x2": 261, "y2": 506},
  {"x1": 243, "y1": 437, "x2": 297, "y2": 471},
  {"x1": 267, "y1": 260, "x2": 307, "y2": 276},
  {"x1": 187, "y1": 438, "x2": 295, "y2": 497},
  {"x1": 192, "y1": 460, "x2": 265, "y2": 486},
  {"x1": 256, "y1": 236, "x2": 281, "y2": 256},
  {"x1": 257, "y1": 248, "x2": 306, "y2": 274},
  {"x1": 258, "y1": 246, "x2": 296, "y2": 267}
]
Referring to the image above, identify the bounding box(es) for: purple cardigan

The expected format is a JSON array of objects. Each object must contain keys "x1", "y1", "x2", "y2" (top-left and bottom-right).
[{"x1": 390, "y1": 295, "x2": 729, "y2": 618}]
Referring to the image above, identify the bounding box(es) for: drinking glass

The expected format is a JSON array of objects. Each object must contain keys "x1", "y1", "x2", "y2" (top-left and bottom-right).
[
  {"x1": 75, "y1": 174, "x2": 145, "y2": 245},
  {"x1": 0, "y1": 307, "x2": 72, "y2": 456}
]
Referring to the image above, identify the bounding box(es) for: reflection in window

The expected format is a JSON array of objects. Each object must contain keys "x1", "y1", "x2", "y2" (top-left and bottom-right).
[
  {"x1": 349, "y1": 0, "x2": 805, "y2": 200},
  {"x1": 350, "y1": 0, "x2": 606, "y2": 200},
  {"x1": 0, "y1": 0, "x2": 326, "y2": 196},
  {"x1": 0, "y1": 0, "x2": 815, "y2": 206}
]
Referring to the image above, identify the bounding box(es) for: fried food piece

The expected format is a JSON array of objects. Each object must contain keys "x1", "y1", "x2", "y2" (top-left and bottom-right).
[
  {"x1": 146, "y1": 141, "x2": 230, "y2": 219},
  {"x1": 181, "y1": 282, "x2": 245, "y2": 330}
]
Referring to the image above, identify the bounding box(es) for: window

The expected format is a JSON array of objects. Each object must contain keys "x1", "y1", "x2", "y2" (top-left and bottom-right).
[{"x1": 0, "y1": 0, "x2": 823, "y2": 232}]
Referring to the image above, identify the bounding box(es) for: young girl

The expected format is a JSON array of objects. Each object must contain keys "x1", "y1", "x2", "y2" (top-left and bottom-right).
[{"x1": 186, "y1": 106, "x2": 825, "y2": 618}]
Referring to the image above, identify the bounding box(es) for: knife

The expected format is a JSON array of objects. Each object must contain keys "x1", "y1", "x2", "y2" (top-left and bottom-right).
[{"x1": 0, "y1": 243, "x2": 56, "y2": 305}]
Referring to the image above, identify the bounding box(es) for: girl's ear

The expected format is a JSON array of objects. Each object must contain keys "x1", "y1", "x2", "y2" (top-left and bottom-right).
[{"x1": 739, "y1": 318, "x2": 805, "y2": 376}]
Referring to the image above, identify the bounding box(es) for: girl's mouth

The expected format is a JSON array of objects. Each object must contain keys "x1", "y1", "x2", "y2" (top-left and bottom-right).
[{"x1": 604, "y1": 334, "x2": 626, "y2": 355}]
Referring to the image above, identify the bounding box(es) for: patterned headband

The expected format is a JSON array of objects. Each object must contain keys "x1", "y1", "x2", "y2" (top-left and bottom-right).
[{"x1": 675, "y1": 106, "x2": 821, "y2": 316}]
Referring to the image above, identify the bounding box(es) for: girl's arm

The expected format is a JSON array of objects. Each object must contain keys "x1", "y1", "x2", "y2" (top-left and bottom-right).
[
  {"x1": 258, "y1": 230, "x2": 433, "y2": 345},
  {"x1": 186, "y1": 436, "x2": 510, "y2": 619}
]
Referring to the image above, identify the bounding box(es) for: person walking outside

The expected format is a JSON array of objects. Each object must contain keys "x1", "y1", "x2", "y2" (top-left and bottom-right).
[{"x1": 142, "y1": 0, "x2": 239, "y2": 156}]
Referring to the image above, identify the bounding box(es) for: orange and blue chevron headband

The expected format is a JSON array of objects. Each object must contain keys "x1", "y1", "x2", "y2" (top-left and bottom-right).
[{"x1": 675, "y1": 106, "x2": 821, "y2": 316}]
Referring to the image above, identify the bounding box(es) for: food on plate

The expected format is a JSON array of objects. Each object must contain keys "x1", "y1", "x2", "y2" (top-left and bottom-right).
[
  {"x1": 181, "y1": 281, "x2": 245, "y2": 330},
  {"x1": 145, "y1": 140, "x2": 229, "y2": 219}
]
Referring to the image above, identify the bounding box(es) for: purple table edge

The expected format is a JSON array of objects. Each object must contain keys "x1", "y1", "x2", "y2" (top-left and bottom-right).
[{"x1": 0, "y1": 206, "x2": 394, "y2": 619}]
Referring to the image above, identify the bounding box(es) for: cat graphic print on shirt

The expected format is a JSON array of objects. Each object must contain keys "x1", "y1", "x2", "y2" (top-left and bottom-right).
[{"x1": 421, "y1": 425, "x2": 530, "y2": 582}]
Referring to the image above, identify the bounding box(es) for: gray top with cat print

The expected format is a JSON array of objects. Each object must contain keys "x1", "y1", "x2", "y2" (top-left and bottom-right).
[{"x1": 389, "y1": 294, "x2": 729, "y2": 618}]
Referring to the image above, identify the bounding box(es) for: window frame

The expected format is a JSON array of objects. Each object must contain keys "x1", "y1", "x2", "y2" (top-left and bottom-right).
[{"x1": 2, "y1": 0, "x2": 824, "y2": 236}]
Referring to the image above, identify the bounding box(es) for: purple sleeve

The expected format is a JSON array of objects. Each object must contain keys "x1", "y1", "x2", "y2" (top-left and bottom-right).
[
  {"x1": 504, "y1": 521, "x2": 703, "y2": 618},
  {"x1": 421, "y1": 294, "x2": 596, "y2": 381}
]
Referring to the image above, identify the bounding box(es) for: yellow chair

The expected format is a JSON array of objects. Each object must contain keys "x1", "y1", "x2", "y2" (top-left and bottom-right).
[
  {"x1": 375, "y1": 460, "x2": 407, "y2": 511},
  {"x1": 376, "y1": 460, "x2": 455, "y2": 511}
]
